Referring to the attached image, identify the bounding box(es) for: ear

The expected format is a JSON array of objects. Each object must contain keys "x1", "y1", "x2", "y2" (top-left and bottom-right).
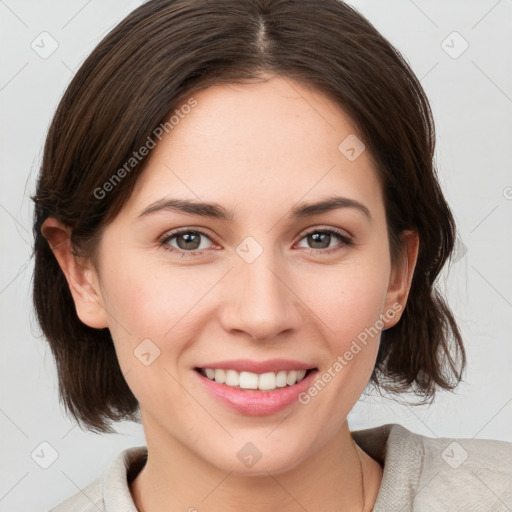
[
  {"x1": 382, "y1": 230, "x2": 419, "y2": 329},
  {"x1": 41, "y1": 217, "x2": 109, "y2": 329}
]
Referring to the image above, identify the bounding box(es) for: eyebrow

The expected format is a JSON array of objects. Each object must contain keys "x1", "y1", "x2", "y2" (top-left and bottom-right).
[{"x1": 138, "y1": 195, "x2": 372, "y2": 222}]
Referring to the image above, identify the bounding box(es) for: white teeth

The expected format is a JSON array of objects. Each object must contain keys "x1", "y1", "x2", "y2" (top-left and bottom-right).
[
  {"x1": 214, "y1": 369, "x2": 226, "y2": 384},
  {"x1": 286, "y1": 370, "x2": 298, "y2": 386},
  {"x1": 240, "y1": 371, "x2": 259, "y2": 389},
  {"x1": 225, "y1": 369, "x2": 239, "y2": 387},
  {"x1": 276, "y1": 370, "x2": 288, "y2": 388},
  {"x1": 201, "y1": 368, "x2": 309, "y2": 391},
  {"x1": 258, "y1": 372, "x2": 276, "y2": 390}
]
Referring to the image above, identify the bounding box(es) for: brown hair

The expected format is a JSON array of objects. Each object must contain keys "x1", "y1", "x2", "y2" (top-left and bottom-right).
[{"x1": 32, "y1": 0, "x2": 465, "y2": 433}]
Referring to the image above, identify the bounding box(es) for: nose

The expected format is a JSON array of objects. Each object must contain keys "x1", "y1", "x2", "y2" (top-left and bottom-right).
[{"x1": 219, "y1": 245, "x2": 301, "y2": 341}]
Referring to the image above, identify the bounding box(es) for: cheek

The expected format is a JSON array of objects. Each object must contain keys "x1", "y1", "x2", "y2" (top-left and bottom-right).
[
  {"x1": 99, "y1": 250, "x2": 217, "y2": 336},
  {"x1": 97, "y1": 251, "x2": 246, "y2": 411},
  {"x1": 302, "y1": 258, "x2": 390, "y2": 340},
  {"x1": 296, "y1": 253, "x2": 391, "y2": 394},
  {"x1": 97, "y1": 255, "x2": 215, "y2": 409},
  {"x1": 293, "y1": 268, "x2": 390, "y2": 417}
]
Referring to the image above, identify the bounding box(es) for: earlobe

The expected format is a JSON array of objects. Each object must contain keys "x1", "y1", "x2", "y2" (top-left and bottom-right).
[
  {"x1": 383, "y1": 230, "x2": 419, "y2": 329},
  {"x1": 41, "y1": 217, "x2": 109, "y2": 329}
]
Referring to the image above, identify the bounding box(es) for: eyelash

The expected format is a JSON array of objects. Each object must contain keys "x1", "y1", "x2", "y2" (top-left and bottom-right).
[{"x1": 159, "y1": 227, "x2": 354, "y2": 258}]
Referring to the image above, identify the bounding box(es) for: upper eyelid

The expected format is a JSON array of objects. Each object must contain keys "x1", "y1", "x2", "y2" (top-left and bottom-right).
[
  {"x1": 160, "y1": 226, "x2": 220, "y2": 246},
  {"x1": 298, "y1": 225, "x2": 353, "y2": 239}
]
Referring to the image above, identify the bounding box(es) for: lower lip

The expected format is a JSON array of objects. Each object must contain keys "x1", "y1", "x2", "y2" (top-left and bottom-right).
[{"x1": 193, "y1": 368, "x2": 318, "y2": 416}]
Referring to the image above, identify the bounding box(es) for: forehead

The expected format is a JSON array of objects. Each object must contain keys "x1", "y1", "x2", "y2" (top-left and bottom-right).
[{"x1": 120, "y1": 76, "x2": 384, "y2": 219}]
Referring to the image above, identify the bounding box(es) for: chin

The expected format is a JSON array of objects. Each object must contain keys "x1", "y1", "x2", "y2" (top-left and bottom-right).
[{"x1": 204, "y1": 442, "x2": 308, "y2": 477}]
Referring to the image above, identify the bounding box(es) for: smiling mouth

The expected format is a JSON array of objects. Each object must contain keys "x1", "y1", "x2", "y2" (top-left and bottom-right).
[{"x1": 194, "y1": 367, "x2": 317, "y2": 392}]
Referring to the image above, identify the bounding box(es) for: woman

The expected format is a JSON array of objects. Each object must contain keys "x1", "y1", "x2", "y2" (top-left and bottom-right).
[{"x1": 32, "y1": 0, "x2": 512, "y2": 510}]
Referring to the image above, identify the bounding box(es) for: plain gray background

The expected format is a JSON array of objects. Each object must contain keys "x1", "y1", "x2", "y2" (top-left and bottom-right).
[{"x1": 1, "y1": 1, "x2": 511, "y2": 510}]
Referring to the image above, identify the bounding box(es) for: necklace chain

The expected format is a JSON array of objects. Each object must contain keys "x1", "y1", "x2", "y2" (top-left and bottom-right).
[{"x1": 353, "y1": 439, "x2": 366, "y2": 511}]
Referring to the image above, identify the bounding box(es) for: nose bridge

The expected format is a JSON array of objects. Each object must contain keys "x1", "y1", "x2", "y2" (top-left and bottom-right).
[{"x1": 222, "y1": 236, "x2": 298, "y2": 340}]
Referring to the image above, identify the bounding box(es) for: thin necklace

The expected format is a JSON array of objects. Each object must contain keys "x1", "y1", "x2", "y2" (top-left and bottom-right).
[{"x1": 353, "y1": 439, "x2": 366, "y2": 511}]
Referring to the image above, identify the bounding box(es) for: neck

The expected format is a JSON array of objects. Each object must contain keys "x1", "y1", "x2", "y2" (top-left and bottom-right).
[{"x1": 130, "y1": 413, "x2": 382, "y2": 512}]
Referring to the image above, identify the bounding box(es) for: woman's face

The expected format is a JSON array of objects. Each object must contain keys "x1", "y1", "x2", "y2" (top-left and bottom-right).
[{"x1": 85, "y1": 76, "x2": 414, "y2": 474}]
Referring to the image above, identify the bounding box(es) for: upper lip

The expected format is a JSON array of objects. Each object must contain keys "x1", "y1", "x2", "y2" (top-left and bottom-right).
[{"x1": 195, "y1": 359, "x2": 317, "y2": 374}]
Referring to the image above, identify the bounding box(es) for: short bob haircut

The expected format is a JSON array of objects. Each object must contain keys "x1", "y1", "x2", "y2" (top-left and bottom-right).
[{"x1": 32, "y1": 0, "x2": 465, "y2": 433}]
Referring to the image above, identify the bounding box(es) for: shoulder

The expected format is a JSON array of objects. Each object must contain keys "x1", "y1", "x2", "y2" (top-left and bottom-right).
[
  {"x1": 411, "y1": 426, "x2": 512, "y2": 511},
  {"x1": 352, "y1": 423, "x2": 512, "y2": 511},
  {"x1": 49, "y1": 446, "x2": 147, "y2": 512}
]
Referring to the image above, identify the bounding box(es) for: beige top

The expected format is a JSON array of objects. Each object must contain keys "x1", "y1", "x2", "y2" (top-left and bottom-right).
[{"x1": 50, "y1": 423, "x2": 512, "y2": 511}]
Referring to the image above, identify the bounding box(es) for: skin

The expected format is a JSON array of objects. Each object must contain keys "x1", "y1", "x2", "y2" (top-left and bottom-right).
[{"x1": 43, "y1": 75, "x2": 419, "y2": 512}]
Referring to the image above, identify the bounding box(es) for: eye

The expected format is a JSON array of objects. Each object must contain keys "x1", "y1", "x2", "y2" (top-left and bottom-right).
[
  {"x1": 295, "y1": 228, "x2": 353, "y2": 255},
  {"x1": 159, "y1": 226, "x2": 354, "y2": 258},
  {"x1": 160, "y1": 228, "x2": 216, "y2": 257}
]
